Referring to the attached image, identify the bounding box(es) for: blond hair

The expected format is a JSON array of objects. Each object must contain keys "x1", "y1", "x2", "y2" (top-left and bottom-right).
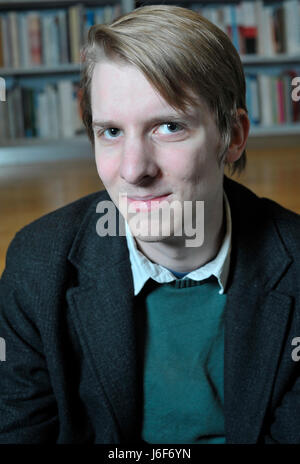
[{"x1": 80, "y1": 5, "x2": 248, "y2": 174}]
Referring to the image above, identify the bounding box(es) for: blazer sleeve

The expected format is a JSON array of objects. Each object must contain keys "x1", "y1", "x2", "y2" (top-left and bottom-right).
[
  {"x1": 262, "y1": 373, "x2": 300, "y2": 444},
  {"x1": 0, "y1": 232, "x2": 59, "y2": 443}
]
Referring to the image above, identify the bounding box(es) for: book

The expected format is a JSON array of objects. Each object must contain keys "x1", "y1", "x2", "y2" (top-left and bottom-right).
[
  {"x1": 19, "y1": 12, "x2": 31, "y2": 68},
  {"x1": 28, "y1": 12, "x2": 42, "y2": 66},
  {"x1": 0, "y1": 16, "x2": 3, "y2": 68}
]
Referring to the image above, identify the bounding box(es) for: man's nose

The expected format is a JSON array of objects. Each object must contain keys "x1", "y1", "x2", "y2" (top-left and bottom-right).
[{"x1": 119, "y1": 137, "x2": 160, "y2": 185}]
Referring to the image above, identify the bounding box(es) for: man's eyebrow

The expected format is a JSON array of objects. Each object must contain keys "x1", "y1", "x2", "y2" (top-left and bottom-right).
[{"x1": 92, "y1": 111, "x2": 198, "y2": 128}]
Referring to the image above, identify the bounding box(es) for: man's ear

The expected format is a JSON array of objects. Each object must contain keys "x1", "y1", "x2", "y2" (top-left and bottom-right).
[{"x1": 226, "y1": 108, "x2": 250, "y2": 163}]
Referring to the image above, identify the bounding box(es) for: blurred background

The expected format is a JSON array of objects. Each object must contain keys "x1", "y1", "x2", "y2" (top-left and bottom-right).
[{"x1": 0, "y1": 0, "x2": 300, "y2": 275}]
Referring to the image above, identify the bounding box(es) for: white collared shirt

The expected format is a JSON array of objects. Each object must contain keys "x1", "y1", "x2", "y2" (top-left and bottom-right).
[{"x1": 125, "y1": 191, "x2": 232, "y2": 296}]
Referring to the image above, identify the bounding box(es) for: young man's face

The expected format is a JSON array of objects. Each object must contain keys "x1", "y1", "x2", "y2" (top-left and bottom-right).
[{"x1": 91, "y1": 59, "x2": 225, "y2": 243}]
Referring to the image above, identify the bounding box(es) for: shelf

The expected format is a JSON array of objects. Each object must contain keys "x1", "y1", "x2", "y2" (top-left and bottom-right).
[
  {"x1": 249, "y1": 123, "x2": 300, "y2": 136},
  {"x1": 242, "y1": 54, "x2": 300, "y2": 65},
  {"x1": 0, "y1": 135, "x2": 93, "y2": 165},
  {"x1": 0, "y1": 0, "x2": 134, "y2": 14},
  {"x1": 0, "y1": 0, "x2": 121, "y2": 7},
  {"x1": 1, "y1": 54, "x2": 299, "y2": 76},
  {"x1": 0, "y1": 64, "x2": 81, "y2": 76}
]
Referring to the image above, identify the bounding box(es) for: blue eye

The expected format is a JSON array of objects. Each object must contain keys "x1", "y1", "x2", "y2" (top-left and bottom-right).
[
  {"x1": 158, "y1": 122, "x2": 183, "y2": 134},
  {"x1": 103, "y1": 128, "x2": 122, "y2": 139}
]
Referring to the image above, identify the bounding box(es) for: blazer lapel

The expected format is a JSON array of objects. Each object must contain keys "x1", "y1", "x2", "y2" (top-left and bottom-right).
[
  {"x1": 224, "y1": 177, "x2": 293, "y2": 443},
  {"x1": 66, "y1": 190, "x2": 142, "y2": 442}
]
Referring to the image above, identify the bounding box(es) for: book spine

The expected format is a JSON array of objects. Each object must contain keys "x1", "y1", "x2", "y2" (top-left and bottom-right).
[
  {"x1": 9, "y1": 12, "x2": 20, "y2": 68},
  {"x1": 58, "y1": 10, "x2": 69, "y2": 63},
  {"x1": 0, "y1": 16, "x2": 3, "y2": 68},
  {"x1": 28, "y1": 13, "x2": 42, "y2": 66},
  {"x1": 277, "y1": 77, "x2": 285, "y2": 123},
  {"x1": 19, "y1": 13, "x2": 30, "y2": 68},
  {"x1": 58, "y1": 80, "x2": 75, "y2": 137},
  {"x1": 258, "y1": 74, "x2": 273, "y2": 126},
  {"x1": 283, "y1": 0, "x2": 300, "y2": 54},
  {"x1": 2, "y1": 14, "x2": 12, "y2": 68}
]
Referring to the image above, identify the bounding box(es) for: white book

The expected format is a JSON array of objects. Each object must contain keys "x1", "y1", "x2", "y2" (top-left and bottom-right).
[
  {"x1": 46, "y1": 84, "x2": 59, "y2": 139},
  {"x1": 200, "y1": 6, "x2": 213, "y2": 23},
  {"x1": 222, "y1": 5, "x2": 232, "y2": 33},
  {"x1": 57, "y1": 80, "x2": 75, "y2": 137},
  {"x1": 113, "y1": 4, "x2": 122, "y2": 21},
  {"x1": 283, "y1": 0, "x2": 300, "y2": 54},
  {"x1": 262, "y1": 6, "x2": 276, "y2": 57},
  {"x1": 8, "y1": 12, "x2": 20, "y2": 68},
  {"x1": 240, "y1": 1, "x2": 256, "y2": 27},
  {"x1": 257, "y1": 74, "x2": 273, "y2": 126},
  {"x1": 41, "y1": 14, "x2": 52, "y2": 66},
  {"x1": 41, "y1": 13, "x2": 59, "y2": 66},
  {"x1": 50, "y1": 13, "x2": 60, "y2": 65},
  {"x1": 235, "y1": 3, "x2": 244, "y2": 28},
  {"x1": 37, "y1": 91, "x2": 50, "y2": 138},
  {"x1": 210, "y1": 8, "x2": 226, "y2": 34},
  {"x1": 95, "y1": 7, "x2": 104, "y2": 25},
  {"x1": 104, "y1": 6, "x2": 113, "y2": 24},
  {"x1": 19, "y1": 13, "x2": 30, "y2": 68}
]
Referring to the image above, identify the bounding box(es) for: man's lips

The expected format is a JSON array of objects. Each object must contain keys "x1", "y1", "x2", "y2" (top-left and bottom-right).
[
  {"x1": 125, "y1": 193, "x2": 172, "y2": 211},
  {"x1": 127, "y1": 193, "x2": 171, "y2": 201}
]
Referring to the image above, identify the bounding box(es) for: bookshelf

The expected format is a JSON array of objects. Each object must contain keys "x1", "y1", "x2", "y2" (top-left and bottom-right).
[{"x1": 0, "y1": 0, "x2": 299, "y2": 165}]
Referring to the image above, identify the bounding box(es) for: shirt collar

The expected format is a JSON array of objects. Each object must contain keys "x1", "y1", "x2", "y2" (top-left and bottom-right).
[{"x1": 125, "y1": 191, "x2": 232, "y2": 296}]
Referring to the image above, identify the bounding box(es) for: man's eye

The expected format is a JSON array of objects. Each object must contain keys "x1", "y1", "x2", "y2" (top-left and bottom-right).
[
  {"x1": 156, "y1": 122, "x2": 184, "y2": 134},
  {"x1": 98, "y1": 128, "x2": 122, "y2": 139}
]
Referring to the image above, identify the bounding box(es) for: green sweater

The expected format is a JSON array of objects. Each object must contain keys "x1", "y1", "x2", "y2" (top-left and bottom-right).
[{"x1": 139, "y1": 277, "x2": 226, "y2": 444}]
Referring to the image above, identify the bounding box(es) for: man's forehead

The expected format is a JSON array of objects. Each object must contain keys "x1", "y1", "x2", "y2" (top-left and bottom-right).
[{"x1": 91, "y1": 59, "x2": 208, "y2": 119}]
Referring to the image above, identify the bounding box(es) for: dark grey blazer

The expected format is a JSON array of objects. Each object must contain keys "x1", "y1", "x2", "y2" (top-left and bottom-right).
[{"x1": 0, "y1": 176, "x2": 300, "y2": 444}]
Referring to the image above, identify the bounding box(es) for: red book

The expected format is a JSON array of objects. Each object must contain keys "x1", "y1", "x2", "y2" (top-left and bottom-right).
[{"x1": 28, "y1": 13, "x2": 42, "y2": 65}]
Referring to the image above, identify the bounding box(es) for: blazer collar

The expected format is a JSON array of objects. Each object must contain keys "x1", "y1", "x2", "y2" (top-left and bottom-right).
[{"x1": 68, "y1": 178, "x2": 292, "y2": 292}]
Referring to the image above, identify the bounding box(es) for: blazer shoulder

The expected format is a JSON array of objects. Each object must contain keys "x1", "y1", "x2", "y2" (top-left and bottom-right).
[
  {"x1": 259, "y1": 196, "x2": 300, "y2": 256},
  {"x1": 2, "y1": 189, "x2": 109, "y2": 277},
  {"x1": 225, "y1": 176, "x2": 300, "y2": 256}
]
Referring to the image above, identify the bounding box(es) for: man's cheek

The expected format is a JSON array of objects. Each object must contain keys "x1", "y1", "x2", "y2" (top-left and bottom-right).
[{"x1": 96, "y1": 156, "x2": 118, "y2": 184}]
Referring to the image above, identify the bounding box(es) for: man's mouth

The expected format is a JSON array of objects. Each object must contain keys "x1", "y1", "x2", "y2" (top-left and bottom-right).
[{"x1": 126, "y1": 193, "x2": 172, "y2": 211}]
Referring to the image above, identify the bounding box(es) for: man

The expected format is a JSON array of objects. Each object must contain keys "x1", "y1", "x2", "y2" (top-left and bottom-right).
[{"x1": 0, "y1": 5, "x2": 300, "y2": 444}]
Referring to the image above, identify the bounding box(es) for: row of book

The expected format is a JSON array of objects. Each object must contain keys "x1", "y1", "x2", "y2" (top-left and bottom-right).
[
  {"x1": 1, "y1": 0, "x2": 300, "y2": 70},
  {"x1": 0, "y1": 80, "x2": 83, "y2": 140},
  {"x1": 246, "y1": 70, "x2": 300, "y2": 126},
  {"x1": 0, "y1": 71, "x2": 299, "y2": 141},
  {"x1": 0, "y1": 4, "x2": 122, "y2": 69},
  {"x1": 191, "y1": 0, "x2": 300, "y2": 56}
]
